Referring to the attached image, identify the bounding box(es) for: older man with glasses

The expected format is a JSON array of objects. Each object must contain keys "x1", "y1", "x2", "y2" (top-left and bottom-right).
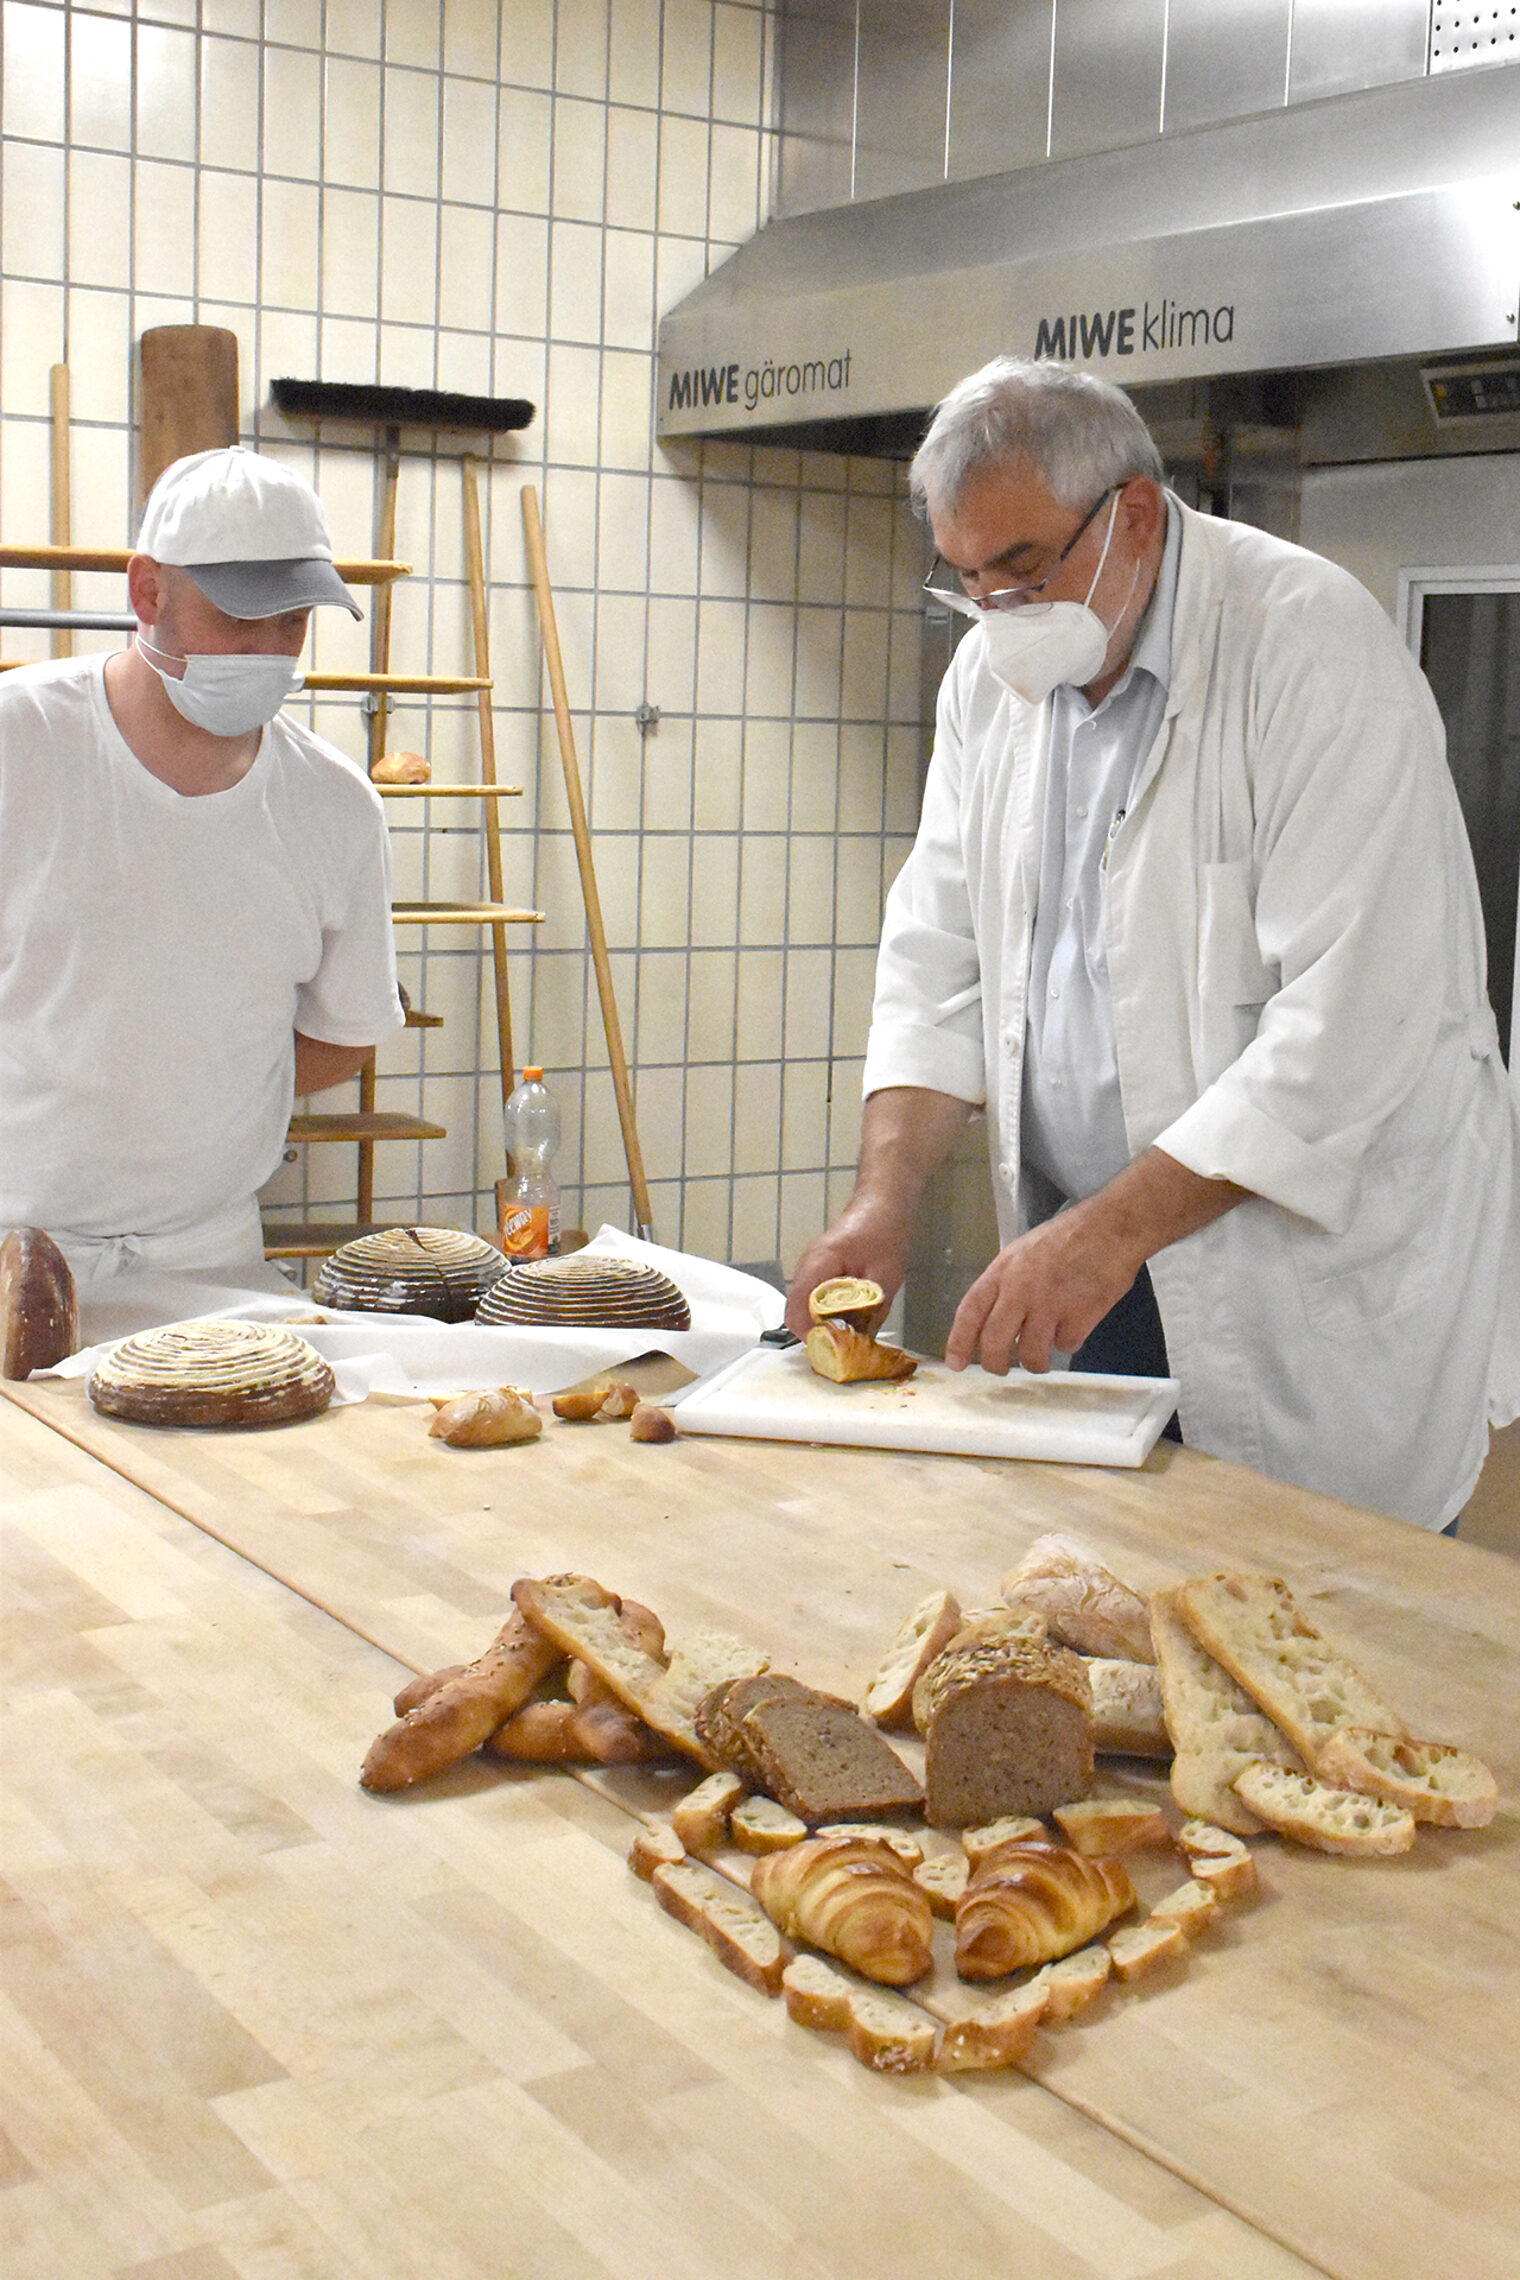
[{"x1": 787, "y1": 355, "x2": 1519, "y2": 1533}]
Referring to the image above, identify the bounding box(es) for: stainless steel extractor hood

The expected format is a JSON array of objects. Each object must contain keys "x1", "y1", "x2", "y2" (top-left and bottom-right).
[{"x1": 656, "y1": 63, "x2": 1520, "y2": 456}]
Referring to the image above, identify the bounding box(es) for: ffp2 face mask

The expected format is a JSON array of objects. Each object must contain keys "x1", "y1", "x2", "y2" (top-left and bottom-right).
[{"x1": 980, "y1": 494, "x2": 1134, "y2": 704}]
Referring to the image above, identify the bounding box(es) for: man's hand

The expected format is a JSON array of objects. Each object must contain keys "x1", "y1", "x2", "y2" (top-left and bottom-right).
[
  {"x1": 784, "y1": 1085, "x2": 974, "y2": 1338},
  {"x1": 946, "y1": 1148, "x2": 1247, "y2": 1375}
]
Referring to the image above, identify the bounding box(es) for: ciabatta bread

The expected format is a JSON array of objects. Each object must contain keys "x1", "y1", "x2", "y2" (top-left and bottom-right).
[
  {"x1": 1230, "y1": 1762, "x2": 1416, "y2": 1856},
  {"x1": 751, "y1": 1833, "x2": 934, "y2": 1986},
  {"x1": 1313, "y1": 1727, "x2": 1497, "y2": 1829},
  {"x1": 1150, "y1": 1585, "x2": 1301, "y2": 1835},
  {"x1": 1175, "y1": 1571, "x2": 1407, "y2": 1765}
]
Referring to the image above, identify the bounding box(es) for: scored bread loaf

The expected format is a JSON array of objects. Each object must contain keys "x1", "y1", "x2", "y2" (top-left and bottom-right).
[
  {"x1": 860, "y1": 1589, "x2": 963, "y2": 1728},
  {"x1": 954, "y1": 1839, "x2": 1134, "y2": 1980},
  {"x1": 916, "y1": 1634, "x2": 1094, "y2": 1827},
  {"x1": 89, "y1": 1319, "x2": 335, "y2": 1429},
  {"x1": 751, "y1": 1833, "x2": 935, "y2": 1986},
  {"x1": 1150, "y1": 1584, "x2": 1302, "y2": 1836},
  {"x1": 0, "y1": 1227, "x2": 78, "y2": 1379},
  {"x1": 1000, "y1": 1534, "x2": 1156, "y2": 1663}
]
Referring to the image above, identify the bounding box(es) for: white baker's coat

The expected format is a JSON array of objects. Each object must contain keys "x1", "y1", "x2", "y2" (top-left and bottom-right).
[{"x1": 864, "y1": 499, "x2": 1520, "y2": 1527}]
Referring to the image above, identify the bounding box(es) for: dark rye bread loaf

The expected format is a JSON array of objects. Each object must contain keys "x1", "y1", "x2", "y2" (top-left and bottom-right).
[
  {"x1": 695, "y1": 1675, "x2": 923, "y2": 1823},
  {"x1": 916, "y1": 1635, "x2": 1095, "y2": 1828},
  {"x1": 0, "y1": 1227, "x2": 78, "y2": 1379}
]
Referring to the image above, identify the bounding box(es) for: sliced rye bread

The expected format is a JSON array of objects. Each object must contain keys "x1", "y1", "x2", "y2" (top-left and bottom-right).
[
  {"x1": 737, "y1": 1690, "x2": 924, "y2": 1823},
  {"x1": 915, "y1": 1635, "x2": 1094, "y2": 1828}
]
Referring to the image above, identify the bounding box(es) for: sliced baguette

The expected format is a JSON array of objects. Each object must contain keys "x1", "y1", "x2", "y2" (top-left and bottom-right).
[
  {"x1": 1175, "y1": 1572, "x2": 1406, "y2": 1771},
  {"x1": 1052, "y1": 1798, "x2": 1171, "y2": 1855},
  {"x1": 781, "y1": 1952, "x2": 855, "y2": 2031},
  {"x1": 1313, "y1": 1727, "x2": 1498, "y2": 1830},
  {"x1": 1188, "y1": 1849, "x2": 1259, "y2": 1901},
  {"x1": 1231, "y1": 1762, "x2": 1415, "y2": 1857},
  {"x1": 861, "y1": 1588, "x2": 962, "y2": 1728},
  {"x1": 962, "y1": 1815, "x2": 1047, "y2": 1865},
  {"x1": 912, "y1": 1851, "x2": 969, "y2": 1918},
  {"x1": 1150, "y1": 1585, "x2": 1302, "y2": 1835},
  {"x1": 844, "y1": 1987, "x2": 938, "y2": 2073},
  {"x1": 627, "y1": 1815, "x2": 686, "y2": 1881},
  {"x1": 1107, "y1": 1920, "x2": 1186, "y2": 1980},
  {"x1": 671, "y1": 1769, "x2": 747, "y2": 1853},
  {"x1": 1029, "y1": 1943, "x2": 1112, "y2": 2021},
  {"x1": 1147, "y1": 1879, "x2": 1220, "y2": 1939},
  {"x1": 651, "y1": 1858, "x2": 788, "y2": 1993},
  {"x1": 937, "y1": 1980, "x2": 1047, "y2": 2072},
  {"x1": 730, "y1": 1796, "x2": 809, "y2": 1853}
]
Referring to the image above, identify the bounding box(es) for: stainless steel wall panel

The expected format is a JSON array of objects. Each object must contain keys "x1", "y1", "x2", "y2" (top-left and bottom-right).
[
  {"x1": 1048, "y1": 0, "x2": 1167, "y2": 161},
  {"x1": 853, "y1": 0, "x2": 953, "y2": 202},
  {"x1": 1432, "y1": 4, "x2": 1520, "y2": 74},
  {"x1": 947, "y1": 0, "x2": 1056, "y2": 179},
  {"x1": 773, "y1": 2, "x2": 857, "y2": 220},
  {"x1": 1287, "y1": 0, "x2": 1431, "y2": 105},
  {"x1": 1161, "y1": 0, "x2": 1290, "y2": 133}
]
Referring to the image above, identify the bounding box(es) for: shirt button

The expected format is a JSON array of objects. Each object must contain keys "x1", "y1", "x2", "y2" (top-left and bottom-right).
[
  {"x1": 1075, "y1": 803, "x2": 1089, "y2": 819},
  {"x1": 1049, "y1": 1074, "x2": 1063, "y2": 1089},
  {"x1": 1049, "y1": 984, "x2": 1060, "y2": 1000}
]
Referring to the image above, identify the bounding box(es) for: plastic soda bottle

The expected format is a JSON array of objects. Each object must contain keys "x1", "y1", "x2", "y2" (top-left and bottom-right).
[{"x1": 499, "y1": 1065, "x2": 561, "y2": 1259}]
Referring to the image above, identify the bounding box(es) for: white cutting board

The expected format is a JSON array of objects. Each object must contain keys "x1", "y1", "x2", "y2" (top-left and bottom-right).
[{"x1": 673, "y1": 1341, "x2": 1179, "y2": 1467}]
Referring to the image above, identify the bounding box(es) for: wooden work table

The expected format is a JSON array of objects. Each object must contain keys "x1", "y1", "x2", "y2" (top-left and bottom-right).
[{"x1": 2, "y1": 1372, "x2": 1517, "y2": 2280}]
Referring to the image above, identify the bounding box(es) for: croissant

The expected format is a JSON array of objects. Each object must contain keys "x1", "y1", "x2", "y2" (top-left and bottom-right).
[
  {"x1": 954, "y1": 1839, "x2": 1134, "y2": 1981},
  {"x1": 751, "y1": 1834, "x2": 934, "y2": 1986},
  {"x1": 804, "y1": 1321, "x2": 917, "y2": 1384}
]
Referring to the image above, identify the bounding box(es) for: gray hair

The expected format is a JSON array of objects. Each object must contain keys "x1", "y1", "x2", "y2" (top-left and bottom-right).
[{"x1": 910, "y1": 357, "x2": 1164, "y2": 519}]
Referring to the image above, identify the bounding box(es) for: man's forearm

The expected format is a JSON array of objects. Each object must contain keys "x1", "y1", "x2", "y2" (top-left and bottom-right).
[
  {"x1": 293, "y1": 1032, "x2": 376, "y2": 1096},
  {"x1": 850, "y1": 1086, "x2": 976, "y2": 1230}
]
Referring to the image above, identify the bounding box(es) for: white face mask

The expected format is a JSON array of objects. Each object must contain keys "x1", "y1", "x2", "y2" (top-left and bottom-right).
[
  {"x1": 981, "y1": 494, "x2": 1134, "y2": 704},
  {"x1": 137, "y1": 633, "x2": 305, "y2": 737}
]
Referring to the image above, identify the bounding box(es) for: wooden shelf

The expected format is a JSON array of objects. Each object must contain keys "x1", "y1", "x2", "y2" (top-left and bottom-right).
[
  {"x1": 375, "y1": 783, "x2": 522, "y2": 798},
  {"x1": 305, "y1": 671, "x2": 490, "y2": 694},
  {"x1": 261, "y1": 1218, "x2": 407, "y2": 1258},
  {"x1": 391, "y1": 901, "x2": 544, "y2": 925},
  {"x1": 287, "y1": 1110, "x2": 446, "y2": 1144},
  {"x1": 0, "y1": 544, "x2": 411, "y2": 583}
]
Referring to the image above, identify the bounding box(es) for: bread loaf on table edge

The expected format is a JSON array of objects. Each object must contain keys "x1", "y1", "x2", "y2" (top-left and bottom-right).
[
  {"x1": 915, "y1": 1633, "x2": 1094, "y2": 1827},
  {"x1": 0, "y1": 1227, "x2": 78, "y2": 1380}
]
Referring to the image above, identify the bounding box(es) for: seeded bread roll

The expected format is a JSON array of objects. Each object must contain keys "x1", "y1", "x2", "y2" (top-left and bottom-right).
[{"x1": 916, "y1": 1634, "x2": 1094, "y2": 1828}]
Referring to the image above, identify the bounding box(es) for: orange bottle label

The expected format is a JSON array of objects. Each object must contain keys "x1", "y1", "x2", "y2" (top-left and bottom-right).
[{"x1": 500, "y1": 1202, "x2": 552, "y2": 1259}]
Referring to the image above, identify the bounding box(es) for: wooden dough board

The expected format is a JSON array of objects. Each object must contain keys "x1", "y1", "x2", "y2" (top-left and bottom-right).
[
  {"x1": 676, "y1": 1340, "x2": 1179, "y2": 1464},
  {"x1": 6, "y1": 1374, "x2": 1520, "y2": 2280}
]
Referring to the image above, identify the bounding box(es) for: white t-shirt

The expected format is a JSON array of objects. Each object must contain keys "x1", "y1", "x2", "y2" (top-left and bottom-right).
[{"x1": 0, "y1": 653, "x2": 403, "y2": 1241}]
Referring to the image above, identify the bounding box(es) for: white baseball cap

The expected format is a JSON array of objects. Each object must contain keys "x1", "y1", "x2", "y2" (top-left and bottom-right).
[{"x1": 136, "y1": 445, "x2": 362, "y2": 620}]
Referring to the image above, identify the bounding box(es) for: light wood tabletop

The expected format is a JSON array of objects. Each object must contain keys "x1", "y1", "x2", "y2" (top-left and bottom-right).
[{"x1": 3, "y1": 1373, "x2": 1517, "y2": 2280}]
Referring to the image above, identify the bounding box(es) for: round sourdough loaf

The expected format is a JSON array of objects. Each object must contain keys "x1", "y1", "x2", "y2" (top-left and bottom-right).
[
  {"x1": 476, "y1": 1253, "x2": 690, "y2": 1330},
  {"x1": 88, "y1": 1320, "x2": 335, "y2": 1428},
  {"x1": 314, "y1": 1226, "x2": 507, "y2": 1321}
]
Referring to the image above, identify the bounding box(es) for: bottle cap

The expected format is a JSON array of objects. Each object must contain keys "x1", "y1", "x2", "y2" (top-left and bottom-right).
[{"x1": 522, "y1": 1066, "x2": 543, "y2": 1081}]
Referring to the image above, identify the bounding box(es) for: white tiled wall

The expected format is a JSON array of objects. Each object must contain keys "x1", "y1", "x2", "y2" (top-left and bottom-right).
[{"x1": 0, "y1": 0, "x2": 925, "y2": 1273}]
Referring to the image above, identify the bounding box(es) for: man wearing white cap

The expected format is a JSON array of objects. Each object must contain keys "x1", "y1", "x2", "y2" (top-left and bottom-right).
[{"x1": 0, "y1": 446, "x2": 404, "y2": 1293}]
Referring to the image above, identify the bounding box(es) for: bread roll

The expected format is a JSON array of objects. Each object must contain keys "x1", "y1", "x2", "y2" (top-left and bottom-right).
[
  {"x1": 803, "y1": 1321, "x2": 917, "y2": 1383},
  {"x1": 1000, "y1": 1534, "x2": 1155, "y2": 1662},
  {"x1": 954, "y1": 1839, "x2": 1134, "y2": 1980},
  {"x1": 751, "y1": 1833, "x2": 934, "y2": 1987},
  {"x1": 360, "y1": 1607, "x2": 562, "y2": 1790}
]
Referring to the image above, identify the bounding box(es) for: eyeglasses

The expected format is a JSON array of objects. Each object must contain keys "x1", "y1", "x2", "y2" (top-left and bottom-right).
[{"x1": 921, "y1": 485, "x2": 1118, "y2": 619}]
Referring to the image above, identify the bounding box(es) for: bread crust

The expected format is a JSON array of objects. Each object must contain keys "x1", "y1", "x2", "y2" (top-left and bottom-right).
[
  {"x1": 1000, "y1": 1534, "x2": 1156, "y2": 1663},
  {"x1": 0, "y1": 1227, "x2": 78, "y2": 1379}
]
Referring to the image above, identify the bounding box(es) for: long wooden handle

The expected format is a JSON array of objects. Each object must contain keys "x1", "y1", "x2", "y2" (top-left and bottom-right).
[
  {"x1": 461, "y1": 454, "x2": 516, "y2": 1107},
  {"x1": 49, "y1": 365, "x2": 71, "y2": 658},
  {"x1": 520, "y1": 483, "x2": 656, "y2": 1241}
]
